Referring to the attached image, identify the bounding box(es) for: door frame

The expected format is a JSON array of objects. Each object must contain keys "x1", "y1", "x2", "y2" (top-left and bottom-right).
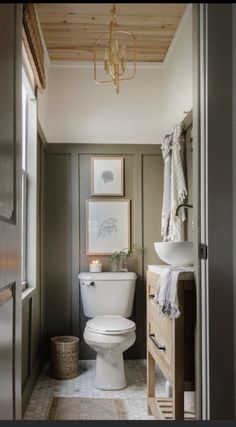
[{"x1": 193, "y1": 4, "x2": 234, "y2": 420}]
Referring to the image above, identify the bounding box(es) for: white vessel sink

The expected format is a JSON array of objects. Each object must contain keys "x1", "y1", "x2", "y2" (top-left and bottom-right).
[{"x1": 154, "y1": 241, "x2": 193, "y2": 266}]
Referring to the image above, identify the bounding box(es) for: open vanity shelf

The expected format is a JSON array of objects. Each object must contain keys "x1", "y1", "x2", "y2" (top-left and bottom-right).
[
  {"x1": 146, "y1": 267, "x2": 196, "y2": 420},
  {"x1": 148, "y1": 398, "x2": 195, "y2": 420}
]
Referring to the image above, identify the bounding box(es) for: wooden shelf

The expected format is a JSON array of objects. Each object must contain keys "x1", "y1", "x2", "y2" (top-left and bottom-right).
[{"x1": 148, "y1": 397, "x2": 195, "y2": 420}]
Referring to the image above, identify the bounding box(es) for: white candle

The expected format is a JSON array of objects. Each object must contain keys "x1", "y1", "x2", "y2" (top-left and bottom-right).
[{"x1": 89, "y1": 260, "x2": 102, "y2": 273}]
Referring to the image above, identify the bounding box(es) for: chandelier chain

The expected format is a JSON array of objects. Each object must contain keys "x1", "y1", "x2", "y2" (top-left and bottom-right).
[
  {"x1": 93, "y1": 2, "x2": 136, "y2": 94},
  {"x1": 111, "y1": 3, "x2": 117, "y2": 23}
]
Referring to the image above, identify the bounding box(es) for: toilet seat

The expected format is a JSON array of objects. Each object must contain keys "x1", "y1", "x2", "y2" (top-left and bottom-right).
[{"x1": 86, "y1": 315, "x2": 136, "y2": 335}]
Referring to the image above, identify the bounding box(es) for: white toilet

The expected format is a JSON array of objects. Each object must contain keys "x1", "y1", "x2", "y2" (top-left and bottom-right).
[{"x1": 78, "y1": 272, "x2": 137, "y2": 390}]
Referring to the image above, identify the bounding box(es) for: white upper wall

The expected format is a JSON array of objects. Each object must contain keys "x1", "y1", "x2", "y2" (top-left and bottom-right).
[
  {"x1": 161, "y1": 4, "x2": 193, "y2": 138},
  {"x1": 46, "y1": 64, "x2": 163, "y2": 144},
  {"x1": 37, "y1": 4, "x2": 192, "y2": 144}
]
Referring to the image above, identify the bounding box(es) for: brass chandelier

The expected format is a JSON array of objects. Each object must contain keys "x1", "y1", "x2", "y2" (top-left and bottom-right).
[{"x1": 94, "y1": 3, "x2": 136, "y2": 94}]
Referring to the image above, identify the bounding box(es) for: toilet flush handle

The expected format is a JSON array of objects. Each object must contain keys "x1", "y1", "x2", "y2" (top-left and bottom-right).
[{"x1": 82, "y1": 281, "x2": 95, "y2": 286}]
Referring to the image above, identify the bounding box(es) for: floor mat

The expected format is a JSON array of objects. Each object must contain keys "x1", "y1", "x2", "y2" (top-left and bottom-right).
[{"x1": 46, "y1": 396, "x2": 129, "y2": 420}]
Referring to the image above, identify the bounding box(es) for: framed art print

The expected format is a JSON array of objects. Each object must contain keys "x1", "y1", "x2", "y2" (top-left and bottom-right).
[
  {"x1": 91, "y1": 156, "x2": 124, "y2": 196},
  {"x1": 86, "y1": 199, "x2": 130, "y2": 255}
]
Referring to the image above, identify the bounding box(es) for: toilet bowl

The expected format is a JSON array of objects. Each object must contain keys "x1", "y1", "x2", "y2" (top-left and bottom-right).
[
  {"x1": 84, "y1": 315, "x2": 136, "y2": 390},
  {"x1": 78, "y1": 272, "x2": 137, "y2": 390}
]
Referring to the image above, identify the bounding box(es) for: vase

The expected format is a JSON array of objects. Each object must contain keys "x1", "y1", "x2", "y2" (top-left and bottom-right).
[
  {"x1": 119, "y1": 258, "x2": 128, "y2": 272},
  {"x1": 110, "y1": 259, "x2": 118, "y2": 272}
]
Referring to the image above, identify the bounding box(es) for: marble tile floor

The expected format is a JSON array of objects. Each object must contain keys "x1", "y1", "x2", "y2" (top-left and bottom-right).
[{"x1": 24, "y1": 359, "x2": 194, "y2": 420}]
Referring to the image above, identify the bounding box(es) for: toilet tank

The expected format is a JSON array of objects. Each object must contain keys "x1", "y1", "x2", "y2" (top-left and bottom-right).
[{"x1": 78, "y1": 272, "x2": 137, "y2": 318}]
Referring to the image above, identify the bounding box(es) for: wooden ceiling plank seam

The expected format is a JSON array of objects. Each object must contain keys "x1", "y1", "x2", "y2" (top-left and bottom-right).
[
  {"x1": 36, "y1": 16, "x2": 184, "y2": 25},
  {"x1": 35, "y1": 3, "x2": 186, "y2": 63},
  {"x1": 36, "y1": 4, "x2": 186, "y2": 17}
]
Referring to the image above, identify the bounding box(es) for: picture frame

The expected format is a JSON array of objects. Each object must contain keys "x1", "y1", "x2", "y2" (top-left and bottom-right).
[
  {"x1": 91, "y1": 156, "x2": 124, "y2": 196},
  {"x1": 86, "y1": 199, "x2": 130, "y2": 255}
]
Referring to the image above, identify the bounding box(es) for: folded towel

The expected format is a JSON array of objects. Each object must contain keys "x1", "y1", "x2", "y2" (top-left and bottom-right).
[{"x1": 153, "y1": 265, "x2": 193, "y2": 319}]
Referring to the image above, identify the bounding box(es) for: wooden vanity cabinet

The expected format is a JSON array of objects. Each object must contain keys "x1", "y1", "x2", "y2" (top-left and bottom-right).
[{"x1": 146, "y1": 270, "x2": 195, "y2": 420}]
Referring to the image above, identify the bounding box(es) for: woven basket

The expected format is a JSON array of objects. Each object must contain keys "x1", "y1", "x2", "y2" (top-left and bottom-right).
[{"x1": 50, "y1": 336, "x2": 79, "y2": 380}]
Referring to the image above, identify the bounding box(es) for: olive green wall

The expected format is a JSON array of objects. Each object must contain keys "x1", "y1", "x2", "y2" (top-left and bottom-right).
[
  {"x1": 44, "y1": 144, "x2": 164, "y2": 359},
  {"x1": 43, "y1": 126, "x2": 193, "y2": 359}
]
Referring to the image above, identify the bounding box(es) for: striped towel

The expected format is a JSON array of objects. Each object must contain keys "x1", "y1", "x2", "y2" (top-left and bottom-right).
[
  {"x1": 160, "y1": 135, "x2": 172, "y2": 241},
  {"x1": 153, "y1": 265, "x2": 193, "y2": 319},
  {"x1": 169, "y1": 124, "x2": 187, "y2": 242}
]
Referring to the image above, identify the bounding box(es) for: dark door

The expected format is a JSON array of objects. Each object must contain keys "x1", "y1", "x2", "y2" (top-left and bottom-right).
[{"x1": 0, "y1": 4, "x2": 22, "y2": 419}]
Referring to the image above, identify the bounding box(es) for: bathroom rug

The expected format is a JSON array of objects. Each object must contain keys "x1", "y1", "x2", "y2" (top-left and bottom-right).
[{"x1": 46, "y1": 396, "x2": 129, "y2": 420}]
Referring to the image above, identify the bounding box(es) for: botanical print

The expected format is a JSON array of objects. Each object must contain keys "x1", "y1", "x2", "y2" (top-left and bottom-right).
[
  {"x1": 91, "y1": 157, "x2": 124, "y2": 196},
  {"x1": 98, "y1": 217, "x2": 118, "y2": 238},
  {"x1": 86, "y1": 200, "x2": 130, "y2": 255},
  {"x1": 101, "y1": 170, "x2": 114, "y2": 184}
]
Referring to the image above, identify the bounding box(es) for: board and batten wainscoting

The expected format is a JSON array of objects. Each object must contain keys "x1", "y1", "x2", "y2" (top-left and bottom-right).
[
  {"x1": 43, "y1": 144, "x2": 164, "y2": 359},
  {"x1": 42, "y1": 114, "x2": 192, "y2": 360}
]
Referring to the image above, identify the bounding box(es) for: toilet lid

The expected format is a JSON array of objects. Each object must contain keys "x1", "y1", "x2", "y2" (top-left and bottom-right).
[{"x1": 86, "y1": 315, "x2": 136, "y2": 335}]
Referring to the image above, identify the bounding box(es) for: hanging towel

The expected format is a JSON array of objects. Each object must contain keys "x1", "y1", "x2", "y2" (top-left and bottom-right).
[
  {"x1": 160, "y1": 135, "x2": 172, "y2": 241},
  {"x1": 169, "y1": 124, "x2": 187, "y2": 241},
  {"x1": 153, "y1": 265, "x2": 193, "y2": 319}
]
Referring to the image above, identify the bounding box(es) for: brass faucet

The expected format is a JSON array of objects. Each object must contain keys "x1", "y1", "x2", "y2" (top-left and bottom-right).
[{"x1": 175, "y1": 203, "x2": 193, "y2": 216}]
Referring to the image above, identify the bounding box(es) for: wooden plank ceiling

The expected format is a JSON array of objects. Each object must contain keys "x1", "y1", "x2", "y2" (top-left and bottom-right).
[{"x1": 36, "y1": 3, "x2": 186, "y2": 62}]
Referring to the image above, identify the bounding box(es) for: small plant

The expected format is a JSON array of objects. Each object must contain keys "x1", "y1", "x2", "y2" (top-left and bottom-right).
[{"x1": 110, "y1": 243, "x2": 143, "y2": 272}]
